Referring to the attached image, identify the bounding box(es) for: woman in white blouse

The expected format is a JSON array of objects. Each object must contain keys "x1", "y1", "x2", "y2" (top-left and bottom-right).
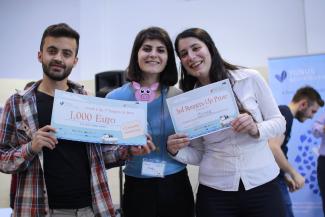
[{"x1": 167, "y1": 28, "x2": 286, "y2": 217}]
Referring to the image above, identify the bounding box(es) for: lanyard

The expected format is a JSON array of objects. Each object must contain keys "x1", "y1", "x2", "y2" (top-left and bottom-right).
[{"x1": 147, "y1": 88, "x2": 166, "y2": 160}]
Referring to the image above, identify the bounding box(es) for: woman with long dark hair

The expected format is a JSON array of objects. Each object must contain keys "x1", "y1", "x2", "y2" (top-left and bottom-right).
[
  {"x1": 106, "y1": 27, "x2": 194, "y2": 217},
  {"x1": 167, "y1": 28, "x2": 286, "y2": 217}
]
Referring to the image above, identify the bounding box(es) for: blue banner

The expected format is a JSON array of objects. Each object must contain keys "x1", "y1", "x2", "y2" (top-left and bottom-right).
[{"x1": 269, "y1": 54, "x2": 325, "y2": 217}]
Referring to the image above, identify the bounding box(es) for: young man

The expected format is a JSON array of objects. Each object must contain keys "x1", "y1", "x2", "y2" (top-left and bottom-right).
[
  {"x1": 269, "y1": 86, "x2": 324, "y2": 217},
  {"x1": 0, "y1": 23, "x2": 154, "y2": 217}
]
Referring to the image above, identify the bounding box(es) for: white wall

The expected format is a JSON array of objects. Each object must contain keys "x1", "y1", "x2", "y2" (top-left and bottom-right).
[
  {"x1": 102, "y1": 0, "x2": 308, "y2": 74},
  {"x1": 0, "y1": 0, "x2": 81, "y2": 81},
  {"x1": 2, "y1": 0, "x2": 325, "y2": 82},
  {"x1": 304, "y1": 0, "x2": 325, "y2": 53}
]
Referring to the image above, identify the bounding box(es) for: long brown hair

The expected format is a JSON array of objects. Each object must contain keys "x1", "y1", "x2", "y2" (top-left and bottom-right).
[{"x1": 175, "y1": 28, "x2": 249, "y2": 114}]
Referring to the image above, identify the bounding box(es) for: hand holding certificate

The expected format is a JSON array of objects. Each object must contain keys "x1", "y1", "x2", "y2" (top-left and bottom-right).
[
  {"x1": 51, "y1": 90, "x2": 147, "y2": 145},
  {"x1": 166, "y1": 79, "x2": 239, "y2": 139}
]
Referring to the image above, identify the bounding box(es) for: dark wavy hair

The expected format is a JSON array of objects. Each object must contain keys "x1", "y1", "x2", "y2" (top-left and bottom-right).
[
  {"x1": 174, "y1": 28, "x2": 255, "y2": 115},
  {"x1": 40, "y1": 23, "x2": 80, "y2": 56},
  {"x1": 174, "y1": 28, "x2": 239, "y2": 91},
  {"x1": 127, "y1": 27, "x2": 178, "y2": 87}
]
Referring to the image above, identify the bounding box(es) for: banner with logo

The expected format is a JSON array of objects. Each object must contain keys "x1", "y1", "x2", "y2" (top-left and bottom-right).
[{"x1": 268, "y1": 53, "x2": 325, "y2": 217}]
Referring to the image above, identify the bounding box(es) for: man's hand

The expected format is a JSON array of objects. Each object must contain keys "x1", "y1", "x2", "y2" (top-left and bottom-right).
[
  {"x1": 31, "y1": 125, "x2": 58, "y2": 153},
  {"x1": 284, "y1": 175, "x2": 296, "y2": 192},
  {"x1": 285, "y1": 172, "x2": 305, "y2": 192},
  {"x1": 291, "y1": 171, "x2": 305, "y2": 190}
]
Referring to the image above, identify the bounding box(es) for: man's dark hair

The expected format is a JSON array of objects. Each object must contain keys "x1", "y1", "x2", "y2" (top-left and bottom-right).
[
  {"x1": 292, "y1": 86, "x2": 324, "y2": 107},
  {"x1": 40, "y1": 23, "x2": 80, "y2": 56}
]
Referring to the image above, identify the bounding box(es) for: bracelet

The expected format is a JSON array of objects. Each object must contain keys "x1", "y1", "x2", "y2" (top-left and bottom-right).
[{"x1": 167, "y1": 149, "x2": 178, "y2": 157}]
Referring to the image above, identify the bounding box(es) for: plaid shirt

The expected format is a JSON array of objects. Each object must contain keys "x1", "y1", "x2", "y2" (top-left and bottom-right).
[{"x1": 0, "y1": 80, "x2": 127, "y2": 217}]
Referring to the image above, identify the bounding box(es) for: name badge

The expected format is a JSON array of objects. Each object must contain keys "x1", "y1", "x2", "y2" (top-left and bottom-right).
[{"x1": 141, "y1": 158, "x2": 166, "y2": 178}]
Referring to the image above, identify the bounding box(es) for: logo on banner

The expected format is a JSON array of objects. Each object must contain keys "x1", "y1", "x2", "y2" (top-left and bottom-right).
[{"x1": 275, "y1": 70, "x2": 287, "y2": 82}]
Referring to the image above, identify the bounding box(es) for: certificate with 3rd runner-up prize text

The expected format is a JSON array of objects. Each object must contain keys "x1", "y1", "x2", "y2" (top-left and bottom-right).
[
  {"x1": 166, "y1": 79, "x2": 239, "y2": 139},
  {"x1": 51, "y1": 90, "x2": 147, "y2": 145}
]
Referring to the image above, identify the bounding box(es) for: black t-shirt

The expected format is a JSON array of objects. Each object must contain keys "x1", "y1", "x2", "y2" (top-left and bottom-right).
[
  {"x1": 278, "y1": 105, "x2": 294, "y2": 178},
  {"x1": 36, "y1": 89, "x2": 92, "y2": 209}
]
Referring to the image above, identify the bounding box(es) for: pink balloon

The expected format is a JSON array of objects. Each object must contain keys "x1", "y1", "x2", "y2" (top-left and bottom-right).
[{"x1": 132, "y1": 81, "x2": 159, "y2": 102}]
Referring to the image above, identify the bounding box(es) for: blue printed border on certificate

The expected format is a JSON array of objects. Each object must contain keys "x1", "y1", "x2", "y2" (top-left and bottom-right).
[
  {"x1": 166, "y1": 79, "x2": 239, "y2": 139},
  {"x1": 51, "y1": 90, "x2": 147, "y2": 145}
]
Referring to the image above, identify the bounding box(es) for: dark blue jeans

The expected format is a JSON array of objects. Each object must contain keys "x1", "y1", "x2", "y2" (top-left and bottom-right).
[
  {"x1": 277, "y1": 176, "x2": 295, "y2": 217},
  {"x1": 196, "y1": 179, "x2": 285, "y2": 217}
]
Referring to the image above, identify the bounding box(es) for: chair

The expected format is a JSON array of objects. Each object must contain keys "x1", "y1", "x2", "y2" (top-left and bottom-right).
[{"x1": 95, "y1": 70, "x2": 126, "y2": 97}]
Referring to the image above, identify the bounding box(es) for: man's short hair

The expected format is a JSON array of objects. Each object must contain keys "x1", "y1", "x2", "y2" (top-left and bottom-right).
[
  {"x1": 292, "y1": 86, "x2": 324, "y2": 107},
  {"x1": 40, "y1": 23, "x2": 80, "y2": 56}
]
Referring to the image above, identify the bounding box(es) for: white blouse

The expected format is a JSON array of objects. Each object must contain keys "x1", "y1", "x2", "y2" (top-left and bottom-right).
[{"x1": 174, "y1": 68, "x2": 286, "y2": 191}]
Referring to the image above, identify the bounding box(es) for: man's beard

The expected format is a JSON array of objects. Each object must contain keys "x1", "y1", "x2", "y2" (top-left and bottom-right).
[
  {"x1": 295, "y1": 109, "x2": 307, "y2": 123},
  {"x1": 42, "y1": 61, "x2": 72, "y2": 81}
]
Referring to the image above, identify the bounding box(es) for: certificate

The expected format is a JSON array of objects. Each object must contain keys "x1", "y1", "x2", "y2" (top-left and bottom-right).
[
  {"x1": 51, "y1": 90, "x2": 147, "y2": 145},
  {"x1": 166, "y1": 79, "x2": 239, "y2": 139}
]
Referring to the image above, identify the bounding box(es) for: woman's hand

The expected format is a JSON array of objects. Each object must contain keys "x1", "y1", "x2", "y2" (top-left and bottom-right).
[
  {"x1": 231, "y1": 113, "x2": 259, "y2": 138},
  {"x1": 129, "y1": 134, "x2": 156, "y2": 156},
  {"x1": 167, "y1": 133, "x2": 190, "y2": 156}
]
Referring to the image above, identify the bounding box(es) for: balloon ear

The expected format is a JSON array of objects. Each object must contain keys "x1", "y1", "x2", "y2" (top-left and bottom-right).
[
  {"x1": 132, "y1": 81, "x2": 141, "y2": 90},
  {"x1": 150, "y1": 82, "x2": 159, "y2": 91}
]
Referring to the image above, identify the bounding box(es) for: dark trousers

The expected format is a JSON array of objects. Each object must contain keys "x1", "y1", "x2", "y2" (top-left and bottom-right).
[
  {"x1": 122, "y1": 169, "x2": 194, "y2": 217},
  {"x1": 318, "y1": 155, "x2": 325, "y2": 216},
  {"x1": 196, "y1": 179, "x2": 285, "y2": 217}
]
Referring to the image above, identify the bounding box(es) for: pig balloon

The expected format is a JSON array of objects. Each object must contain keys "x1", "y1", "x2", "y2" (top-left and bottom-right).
[{"x1": 132, "y1": 81, "x2": 159, "y2": 102}]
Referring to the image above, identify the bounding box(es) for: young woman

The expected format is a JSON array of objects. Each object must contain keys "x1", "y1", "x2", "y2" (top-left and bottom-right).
[
  {"x1": 106, "y1": 27, "x2": 194, "y2": 217},
  {"x1": 167, "y1": 28, "x2": 286, "y2": 217}
]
